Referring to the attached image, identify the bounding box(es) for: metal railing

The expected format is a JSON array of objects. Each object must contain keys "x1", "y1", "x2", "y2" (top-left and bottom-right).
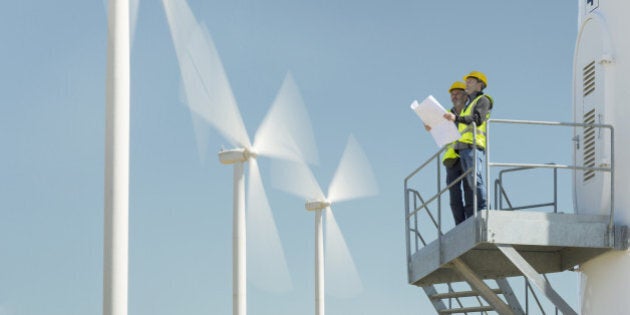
[
  {"x1": 494, "y1": 164, "x2": 558, "y2": 213},
  {"x1": 404, "y1": 125, "x2": 479, "y2": 262},
  {"x1": 485, "y1": 119, "x2": 615, "y2": 241},
  {"x1": 405, "y1": 119, "x2": 614, "y2": 258}
]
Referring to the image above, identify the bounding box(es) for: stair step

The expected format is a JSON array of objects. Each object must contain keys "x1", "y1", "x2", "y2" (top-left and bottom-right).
[
  {"x1": 431, "y1": 288, "x2": 502, "y2": 300},
  {"x1": 438, "y1": 306, "x2": 495, "y2": 314}
]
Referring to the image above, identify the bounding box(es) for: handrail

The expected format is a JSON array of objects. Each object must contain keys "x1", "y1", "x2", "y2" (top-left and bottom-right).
[
  {"x1": 495, "y1": 164, "x2": 558, "y2": 212},
  {"x1": 406, "y1": 171, "x2": 471, "y2": 220},
  {"x1": 404, "y1": 124, "x2": 478, "y2": 264}
]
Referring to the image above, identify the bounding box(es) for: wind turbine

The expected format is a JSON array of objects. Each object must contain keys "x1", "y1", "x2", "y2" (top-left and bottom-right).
[
  {"x1": 102, "y1": 1, "x2": 142, "y2": 314},
  {"x1": 102, "y1": 0, "x2": 135, "y2": 315},
  {"x1": 273, "y1": 135, "x2": 379, "y2": 315},
  {"x1": 162, "y1": 0, "x2": 318, "y2": 314}
]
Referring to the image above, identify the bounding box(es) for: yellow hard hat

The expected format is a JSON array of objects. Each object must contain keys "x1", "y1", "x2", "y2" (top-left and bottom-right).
[
  {"x1": 463, "y1": 71, "x2": 488, "y2": 87},
  {"x1": 448, "y1": 81, "x2": 466, "y2": 93}
]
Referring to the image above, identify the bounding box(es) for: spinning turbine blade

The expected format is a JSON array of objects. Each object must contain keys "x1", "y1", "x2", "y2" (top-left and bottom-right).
[
  {"x1": 272, "y1": 159, "x2": 325, "y2": 201},
  {"x1": 253, "y1": 73, "x2": 319, "y2": 164},
  {"x1": 130, "y1": 0, "x2": 140, "y2": 46},
  {"x1": 327, "y1": 135, "x2": 379, "y2": 203},
  {"x1": 163, "y1": 0, "x2": 251, "y2": 148},
  {"x1": 247, "y1": 159, "x2": 292, "y2": 292},
  {"x1": 189, "y1": 112, "x2": 210, "y2": 164},
  {"x1": 324, "y1": 208, "x2": 363, "y2": 298}
]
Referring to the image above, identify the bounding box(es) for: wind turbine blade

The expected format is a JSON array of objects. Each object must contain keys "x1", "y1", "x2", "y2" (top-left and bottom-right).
[
  {"x1": 253, "y1": 73, "x2": 319, "y2": 164},
  {"x1": 246, "y1": 159, "x2": 293, "y2": 293},
  {"x1": 271, "y1": 159, "x2": 325, "y2": 201},
  {"x1": 189, "y1": 111, "x2": 210, "y2": 164},
  {"x1": 162, "y1": 0, "x2": 251, "y2": 148},
  {"x1": 324, "y1": 208, "x2": 363, "y2": 298},
  {"x1": 130, "y1": 0, "x2": 140, "y2": 46},
  {"x1": 327, "y1": 135, "x2": 379, "y2": 204}
]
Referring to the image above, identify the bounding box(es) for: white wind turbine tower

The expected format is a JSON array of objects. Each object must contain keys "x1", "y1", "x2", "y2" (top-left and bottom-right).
[
  {"x1": 273, "y1": 135, "x2": 379, "y2": 315},
  {"x1": 162, "y1": 0, "x2": 319, "y2": 314},
  {"x1": 104, "y1": 0, "x2": 130, "y2": 313},
  {"x1": 102, "y1": 0, "x2": 138, "y2": 314}
]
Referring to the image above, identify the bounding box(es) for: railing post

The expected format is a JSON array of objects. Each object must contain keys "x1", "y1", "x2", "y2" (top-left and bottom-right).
[
  {"x1": 473, "y1": 122, "x2": 478, "y2": 218},
  {"x1": 553, "y1": 167, "x2": 558, "y2": 213},
  {"x1": 494, "y1": 179, "x2": 501, "y2": 210},
  {"x1": 499, "y1": 171, "x2": 504, "y2": 210},
  {"x1": 486, "y1": 119, "x2": 491, "y2": 210},
  {"x1": 414, "y1": 196, "x2": 419, "y2": 252},
  {"x1": 437, "y1": 157, "x2": 443, "y2": 264},
  {"x1": 437, "y1": 157, "x2": 442, "y2": 235},
  {"x1": 609, "y1": 126, "x2": 615, "y2": 245},
  {"x1": 404, "y1": 181, "x2": 411, "y2": 281}
]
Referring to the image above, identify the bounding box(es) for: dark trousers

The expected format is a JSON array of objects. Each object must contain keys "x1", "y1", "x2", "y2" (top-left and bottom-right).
[{"x1": 446, "y1": 161, "x2": 474, "y2": 225}]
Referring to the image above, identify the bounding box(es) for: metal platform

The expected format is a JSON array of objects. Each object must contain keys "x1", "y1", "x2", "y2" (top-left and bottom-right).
[{"x1": 409, "y1": 210, "x2": 624, "y2": 286}]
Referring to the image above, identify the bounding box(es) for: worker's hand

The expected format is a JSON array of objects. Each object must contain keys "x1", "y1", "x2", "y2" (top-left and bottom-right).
[
  {"x1": 443, "y1": 112, "x2": 456, "y2": 122},
  {"x1": 424, "y1": 124, "x2": 431, "y2": 131}
]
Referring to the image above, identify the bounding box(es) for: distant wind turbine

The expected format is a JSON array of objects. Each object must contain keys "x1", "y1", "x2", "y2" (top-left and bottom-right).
[
  {"x1": 162, "y1": 0, "x2": 319, "y2": 314},
  {"x1": 103, "y1": 0, "x2": 135, "y2": 315},
  {"x1": 273, "y1": 135, "x2": 379, "y2": 315}
]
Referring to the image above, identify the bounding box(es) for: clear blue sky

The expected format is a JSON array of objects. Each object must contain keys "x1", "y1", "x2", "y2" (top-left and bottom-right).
[{"x1": 1, "y1": 1, "x2": 580, "y2": 314}]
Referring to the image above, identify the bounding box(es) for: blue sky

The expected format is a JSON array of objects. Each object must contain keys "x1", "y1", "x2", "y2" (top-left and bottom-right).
[{"x1": 1, "y1": 1, "x2": 580, "y2": 314}]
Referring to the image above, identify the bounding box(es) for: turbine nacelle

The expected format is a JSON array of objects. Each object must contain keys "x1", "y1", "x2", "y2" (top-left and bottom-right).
[
  {"x1": 218, "y1": 147, "x2": 258, "y2": 165},
  {"x1": 305, "y1": 200, "x2": 331, "y2": 211}
]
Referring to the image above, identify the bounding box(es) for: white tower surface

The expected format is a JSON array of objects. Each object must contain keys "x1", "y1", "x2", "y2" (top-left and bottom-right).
[
  {"x1": 574, "y1": 1, "x2": 630, "y2": 314},
  {"x1": 104, "y1": 0, "x2": 130, "y2": 315}
]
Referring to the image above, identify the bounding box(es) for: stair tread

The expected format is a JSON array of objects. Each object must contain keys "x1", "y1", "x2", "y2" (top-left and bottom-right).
[
  {"x1": 438, "y1": 305, "x2": 495, "y2": 314},
  {"x1": 430, "y1": 288, "x2": 502, "y2": 300}
]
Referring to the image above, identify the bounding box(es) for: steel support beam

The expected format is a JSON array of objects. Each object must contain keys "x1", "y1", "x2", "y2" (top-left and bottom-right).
[
  {"x1": 422, "y1": 285, "x2": 447, "y2": 312},
  {"x1": 451, "y1": 258, "x2": 515, "y2": 315},
  {"x1": 497, "y1": 244, "x2": 577, "y2": 315},
  {"x1": 495, "y1": 278, "x2": 525, "y2": 315}
]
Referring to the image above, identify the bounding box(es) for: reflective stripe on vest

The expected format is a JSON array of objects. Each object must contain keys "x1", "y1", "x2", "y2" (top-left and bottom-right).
[{"x1": 457, "y1": 94, "x2": 493, "y2": 149}]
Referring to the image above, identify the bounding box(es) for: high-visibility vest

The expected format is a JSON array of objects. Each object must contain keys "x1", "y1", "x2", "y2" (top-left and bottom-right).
[
  {"x1": 442, "y1": 108, "x2": 460, "y2": 167},
  {"x1": 457, "y1": 94, "x2": 493, "y2": 150},
  {"x1": 442, "y1": 144, "x2": 459, "y2": 167}
]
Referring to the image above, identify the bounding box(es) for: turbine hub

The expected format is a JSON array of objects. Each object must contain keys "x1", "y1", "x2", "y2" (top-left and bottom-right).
[
  {"x1": 305, "y1": 200, "x2": 331, "y2": 211},
  {"x1": 218, "y1": 147, "x2": 258, "y2": 164},
  {"x1": 244, "y1": 148, "x2": 258, "y2": 160},
  {"x1": 218, "y1": 148, "x2": 247, "y2": 164}
]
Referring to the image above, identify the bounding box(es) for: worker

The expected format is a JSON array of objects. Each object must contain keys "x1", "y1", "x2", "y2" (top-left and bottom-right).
[
  {"x1": 427, "y1": 81, "x2": 473, "y2": 224},
  {"x1": 444, "y1": 71, "x2": 493, "y2": 218}
]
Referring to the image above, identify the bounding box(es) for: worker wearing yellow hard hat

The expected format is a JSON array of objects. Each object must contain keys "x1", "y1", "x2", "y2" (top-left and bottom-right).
[
  {"x1": 463, "y1": 71, "x2": 488, "y2": 89},
  {"x1": 442, "y1": 81, "x2": 473, "y2": 225},
  {"x1": 444, "y1": 71, "x2": 494, "y2": 219},
  {"x1": 448, "y1": 81, "x2": 467, "y2": 93}
]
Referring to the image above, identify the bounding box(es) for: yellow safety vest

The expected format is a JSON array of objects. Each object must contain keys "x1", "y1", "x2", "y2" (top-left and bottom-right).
[
  {"x1": 442, "y1": 108, "x2": 460, "y2": 167},
  {"x1": 457, "y1": 94, "x2": 493, "y2": 150},
  {"x1": 442, "y1": 144, "x2": 459, "y2": 167}
]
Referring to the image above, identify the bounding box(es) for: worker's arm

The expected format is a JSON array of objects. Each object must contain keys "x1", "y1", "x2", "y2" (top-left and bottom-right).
[{"x1": 455, "y1": 97, "x2": 490, "y2": 126}]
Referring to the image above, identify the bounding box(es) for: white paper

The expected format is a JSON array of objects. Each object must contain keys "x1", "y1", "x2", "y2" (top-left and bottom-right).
[{"x1": 410, "y1": 95, "x2": 461, "y2": 147}]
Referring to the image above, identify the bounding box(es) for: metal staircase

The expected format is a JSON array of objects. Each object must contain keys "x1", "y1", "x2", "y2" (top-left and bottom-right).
[
  {"x1": 423, "y1": 277, "x2": 523, "y2": 314},
  {"x1": 404, "y1": 119, "x2": 629, "y2": 315}
]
